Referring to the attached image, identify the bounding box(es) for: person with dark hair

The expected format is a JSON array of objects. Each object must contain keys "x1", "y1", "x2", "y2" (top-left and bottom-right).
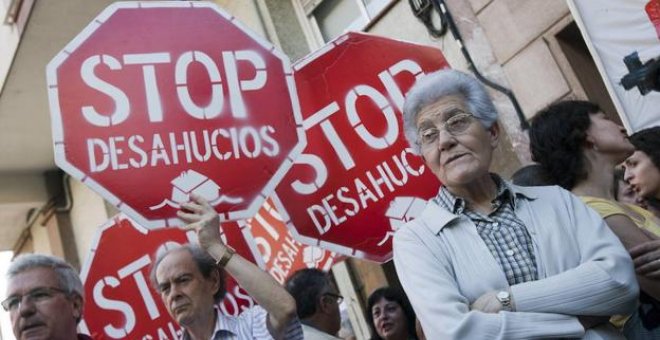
[
  {"x1": 530, "y1": 100, "x2": 660, "y2": 338},
  {"x1": 626, "y1": 126, "x2": 660, "y2": 203},
  {"x1": 394, "y1": 70, "x2": 638, "y2": 339},
  {"x1": 366, "y1": 287, "x2": 417, "y2": 340},
  {"x1": 529, "y1": 100, "x2": 601, "y2": 190},
  {"x1": 284, "y1": 269, "x2": 342, "y2": 340},
  {"x1": 615, "y1": 168, "x2": 642, "y2": 206},
  {"x1": 510, "y1": 164, "x2": 555, "y2": 187},
  {"x1": 150, "y1": 194, "x2": 303, "y2": 340},
  {"x1": 4, "y1": 253, "x2": 92, "y2": 340},
  {"x1": 625, "y1": 127, "x2": 660, "y2": 282},
  {"x1": 614, "y1": 167, "x2": 660, "y2": 219}
]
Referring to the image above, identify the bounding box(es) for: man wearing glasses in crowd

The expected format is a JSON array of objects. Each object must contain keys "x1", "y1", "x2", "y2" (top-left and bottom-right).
[
  {"x1": 3, "y1": 253, "x2": 92, "y2": 340},
  {"x1": 285, "y1": 269, "x2": 343, "y2": 340}
]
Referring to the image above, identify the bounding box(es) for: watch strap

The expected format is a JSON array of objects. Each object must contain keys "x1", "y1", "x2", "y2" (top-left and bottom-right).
[{"x1": 215, "y1": 247, "x2": 235, "y2": 267}]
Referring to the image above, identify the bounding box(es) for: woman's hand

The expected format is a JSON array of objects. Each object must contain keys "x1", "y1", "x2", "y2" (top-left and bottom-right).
[{"x1": 630, "y1": 240, "x2": 660, "y2": 279}]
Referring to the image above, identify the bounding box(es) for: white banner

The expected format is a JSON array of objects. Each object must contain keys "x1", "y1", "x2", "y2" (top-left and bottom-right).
[{"x1": 568, "y1": 0, "x2": 660, "y2": 132}]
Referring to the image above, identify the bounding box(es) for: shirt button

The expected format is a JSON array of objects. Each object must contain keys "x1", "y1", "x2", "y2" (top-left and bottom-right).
[
  {"x1": 493, "y1": 222, "x2": 500, "y2": 227},
  {"x1": 506, "y1": 249, "x2": 515, "y2": 256}
]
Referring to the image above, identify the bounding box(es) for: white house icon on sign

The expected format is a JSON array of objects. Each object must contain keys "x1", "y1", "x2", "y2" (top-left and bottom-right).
[
  {"x1": 150, "y1": 169, "x2": 243, "y2": 210},
  {"x1": 377, "y1": 196, "x2": 426, "y2": 246},
  {"x1": 171, "y1": 170, "x2": 221, "y2": 204}
]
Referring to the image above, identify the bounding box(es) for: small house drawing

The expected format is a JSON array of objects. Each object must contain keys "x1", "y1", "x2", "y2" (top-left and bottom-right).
[{"x1": 171, "y1": 169, "x2": 221, "y2": 203}]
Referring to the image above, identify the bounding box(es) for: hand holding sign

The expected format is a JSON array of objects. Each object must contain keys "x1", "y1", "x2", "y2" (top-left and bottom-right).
[
  {"x1": 178, "y1": 193, "x2": 225, "y2": 252},
  {"x1": 177, "y1": 194, "x2": 298, "y2": 336}
]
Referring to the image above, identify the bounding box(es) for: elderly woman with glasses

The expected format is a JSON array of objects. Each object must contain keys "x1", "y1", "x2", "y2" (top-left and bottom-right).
[{"x1": 392, "y1": 69, "x2": 638, "y2": 340}]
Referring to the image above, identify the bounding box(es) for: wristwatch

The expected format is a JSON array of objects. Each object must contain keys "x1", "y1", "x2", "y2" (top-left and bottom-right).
[
  {"x1": 496, "y1": 291, "x2": 512, "y2": 311},
  {"x1": 215, "y1": 247, "x2": 235, "y2": 268}
]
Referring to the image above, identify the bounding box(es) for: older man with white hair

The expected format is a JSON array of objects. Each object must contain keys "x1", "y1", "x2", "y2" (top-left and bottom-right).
[
  {"x1": 3, "y1": 253, "x2": 92, "y2": 340},
  {"x1": 150, "y1": 194, "x2": 303, "y2": 340}
]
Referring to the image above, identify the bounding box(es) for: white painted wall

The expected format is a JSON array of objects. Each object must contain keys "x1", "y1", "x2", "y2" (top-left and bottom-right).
[
  {"x1": 30, "y1": 218, "x2": 53, "y2": 255},
  {"x1": 215, "y1": 0, "x2": 266, "y2": 36},
  {"x1": 69, "y1": 179, "x2": 108, "y2": 265},
  {"x1": 367, "y1": 2, "x2": 467, "y2": 70}
]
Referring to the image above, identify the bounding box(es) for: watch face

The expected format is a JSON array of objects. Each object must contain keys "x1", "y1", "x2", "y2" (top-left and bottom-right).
[{"x1": 497, "y1": 291, "x2": 510, "y2": 301}]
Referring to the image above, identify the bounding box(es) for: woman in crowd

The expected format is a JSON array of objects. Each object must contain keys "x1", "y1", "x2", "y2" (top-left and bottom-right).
[
  {"x1": 395, "y1": 70, "x2": 636, "y2": 339},
  {"x1": 625, "y1": 127, "x2": 660, "y2": 284},
  {"x1": 529, "y1": 100, "x2": 660, "y2": 338},
  {"x1": 366, "y1": 287, "x2": 418, "y2": 340},
  {"x1": 615, "y1": 168, "x2": 644, "y2": 207},
  {"x1": 614, "y1": 167, "x2": 660, "y2": 219},
  {"x1": 626, "y1": 126, "x2": 660, "y2": 213}
]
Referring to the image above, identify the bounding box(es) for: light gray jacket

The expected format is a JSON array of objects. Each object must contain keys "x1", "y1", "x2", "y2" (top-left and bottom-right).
[{"x1": 394, "y1": 183, "x2": 638, "y2": 339}]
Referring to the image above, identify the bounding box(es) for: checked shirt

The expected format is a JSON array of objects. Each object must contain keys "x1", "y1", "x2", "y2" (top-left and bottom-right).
[{"x1": 435, "y1": 175, "x2": 538, "y2": 285}]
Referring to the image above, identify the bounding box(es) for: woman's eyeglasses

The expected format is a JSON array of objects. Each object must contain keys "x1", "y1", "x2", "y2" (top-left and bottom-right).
[{"x1": 417, "y1": 112, "x2": 474, "y2": 149}]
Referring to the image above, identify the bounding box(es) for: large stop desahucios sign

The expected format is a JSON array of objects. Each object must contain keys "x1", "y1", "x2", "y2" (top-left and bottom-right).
[
  {"x1": 273, "y1": 33, "x2": 447, "y2": 262},
  {"x1": 47, "y1": 2, "x2": 305, "y2": 228}
]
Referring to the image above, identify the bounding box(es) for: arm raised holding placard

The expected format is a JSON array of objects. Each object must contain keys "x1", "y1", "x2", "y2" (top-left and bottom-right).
[{"x1": 178, "y1": 194, "x2": 301, "y2": 340}]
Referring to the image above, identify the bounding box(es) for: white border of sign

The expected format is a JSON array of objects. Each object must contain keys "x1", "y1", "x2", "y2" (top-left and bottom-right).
[{"x1": 46, "y1": 2, "x2": 306, "y2": 229}]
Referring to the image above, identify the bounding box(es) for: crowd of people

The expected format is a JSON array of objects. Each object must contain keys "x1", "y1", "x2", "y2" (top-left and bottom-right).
[{"x1": 3, "y1": 69, "x2": 660, "y2": 340}]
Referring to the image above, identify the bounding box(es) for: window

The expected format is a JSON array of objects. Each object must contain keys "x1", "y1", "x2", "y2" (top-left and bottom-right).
[
  {"x1": 297, "y1": 0, "x2": 395, "y2": 46},
  {"x1": 314, "y1": 0, "x2": 362, "y2": 42}
]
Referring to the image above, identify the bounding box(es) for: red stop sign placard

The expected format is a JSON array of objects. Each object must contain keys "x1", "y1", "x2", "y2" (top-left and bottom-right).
[
  {"x1": 47, "y1": 2, "x2": 305, "y2": 228},
  {"x1": 79, "y1": 215, "x2": 259, "y2": 339},
  {"x1": 272, "y1": 33, "x2": 447, "y2": 262},
  {"x1": 226, "y1": 198, "x2": 339, "y2": 284}
]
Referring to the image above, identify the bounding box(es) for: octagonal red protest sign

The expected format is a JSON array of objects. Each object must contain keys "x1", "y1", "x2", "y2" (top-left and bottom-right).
[
  {"x1": 272, "y1": 33, "x2": 447, "y2": 262},
  {"x1": 79, "y1": 214, "x2": 260, "y2": 339},
  {"x1": 225, "y1": 198, "x2": 339, "y2": 284},
  {"x1": 46, "y1": 2, "x2": 305, "y2": 228}
]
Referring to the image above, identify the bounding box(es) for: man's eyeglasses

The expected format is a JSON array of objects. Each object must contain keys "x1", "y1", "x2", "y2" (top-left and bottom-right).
[
  {"x1": 323, "y1": 292, "x2": 344, "y2": 304},
  {"x1": 1, "y1": 287, "x2": 69, "y2": 312},
  {"x1": 417, "y1": 112, "x2": 474, "y2": 148}
]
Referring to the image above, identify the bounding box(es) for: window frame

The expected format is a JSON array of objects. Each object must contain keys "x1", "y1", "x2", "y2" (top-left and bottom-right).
[{"x1": 292, "y1": 0, "x2": 398, "y2": 49}]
